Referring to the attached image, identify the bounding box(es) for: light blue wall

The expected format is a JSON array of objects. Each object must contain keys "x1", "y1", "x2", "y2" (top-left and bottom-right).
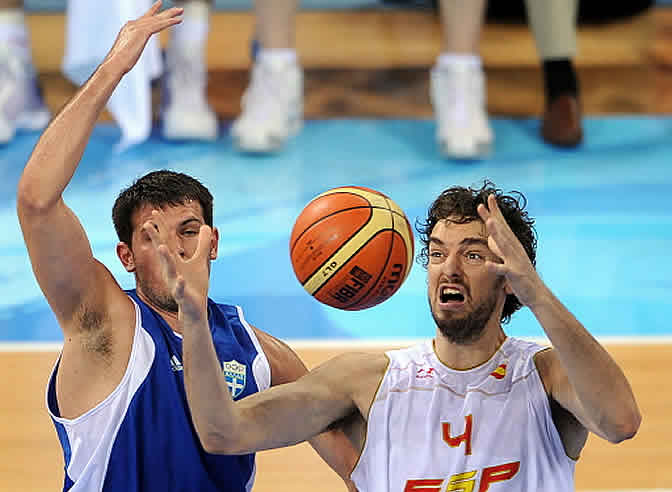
[{"x1": 2, "y1": 117, "x2": 672, "y2": 341}]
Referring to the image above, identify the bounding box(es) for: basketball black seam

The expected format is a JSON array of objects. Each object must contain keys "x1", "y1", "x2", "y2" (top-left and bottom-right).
[
  {"x1": 296, "y1": 207, "x2": 375, "y2": 286},
  {"x1": 290, "y1": 190, "x2": 394, "y2": 254},
  {"x1": 341, "y1": 206, "x2": 398, "y2": 309},
  {"x1": 290, "y1": 205, "x2": 370, "y2": 256},
  {"x1": 342, "y1": 204, "x2": 412, "y2": 309},
  {"x1": 291, "y1": 204, "x2": 403, "y2": 286},
  {"x1": 384, "y1": 194, "x2": 414, "y2": 275},
  {"x1": 311, "y1": 227, "x2": 395, "y2": 302}
]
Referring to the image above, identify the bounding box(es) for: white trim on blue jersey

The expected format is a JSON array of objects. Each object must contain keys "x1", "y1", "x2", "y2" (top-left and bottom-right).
[
  {"x1": 235, "y1": 305, "x2": 272, "y2": 393},
  {"x1": 46, "y1": 297, "x2": 153, "y2": 491}
]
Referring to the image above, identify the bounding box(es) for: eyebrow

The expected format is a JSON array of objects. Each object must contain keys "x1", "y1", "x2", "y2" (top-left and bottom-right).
[
  {"x1": 180, "y1": 217, "x2": 203, "y2": 228},
  {"x1": 429, "y1": 237, "x2": 489, "y2": 248}
]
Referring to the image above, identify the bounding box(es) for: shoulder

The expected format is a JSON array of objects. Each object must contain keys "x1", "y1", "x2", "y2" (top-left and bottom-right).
[
  {"x1": 208, "y1": 300, "x2": 244, "y2": 322},
  {"x1": 532, "y1": 345, "x2": 558, "y2": 395},
  {"x1": 325, "y1": 351, "x2": 389, "y2": 376},
  {"x1": 251, "y1": 325, "x2": 389, "y2": 389},
  {"x1": 498, "y1": 337, "x2": 551, "y2": 375},
  {"x1": 384, "y1": 340, "x2": 432, "y2": 366},
  {"x1": 248, "y1": 326, "x2": 308, "y2": 385},
  {"x1": 504, "y1": 336, "x2": 549, "y2": 356},
  {"x1": 316, "y1": 352, "x2": 389, "y2": 400}
]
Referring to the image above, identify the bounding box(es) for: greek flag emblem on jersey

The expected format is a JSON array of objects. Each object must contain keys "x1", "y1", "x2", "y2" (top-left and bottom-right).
[{"x1": 223, "y1": 360, "x2": 247, "y2": 398}]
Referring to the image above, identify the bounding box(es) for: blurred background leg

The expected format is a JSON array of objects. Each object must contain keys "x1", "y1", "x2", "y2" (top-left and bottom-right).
[
  {"x1": 162, "y1": 0, "x2": 219, "y2": 141},
  {"x1": 431, "y1": 0, "x2": 493, "y2": 159},
  {"x1": 0, "y1": 0, "x2": 49, "y2": 144},
  {"x1": 525, "y1": 0, "x2": 583, "y2": 147},
  {"x1": 230, "y1": 0, "x2": 303, "y2": 153}
]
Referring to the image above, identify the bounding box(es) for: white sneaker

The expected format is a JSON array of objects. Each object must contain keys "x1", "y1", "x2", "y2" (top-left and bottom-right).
[
  {"x1": 161, "y1": 42, "x2": 218, "y2": 141},
  {"x1": 0, "y1": 45, "x2": 50, "y2": 144},
  {"x1": 230, "y1": 57, "x2": 303, "y2": 153},
  {"x1": 430, "y1": 63, "x2": 493, "y2": 159}
]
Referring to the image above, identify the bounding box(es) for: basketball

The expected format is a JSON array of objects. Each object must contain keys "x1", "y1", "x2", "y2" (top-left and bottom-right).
[{"x1": 289, "y1": 186, "x2": 414, "y2": 310}]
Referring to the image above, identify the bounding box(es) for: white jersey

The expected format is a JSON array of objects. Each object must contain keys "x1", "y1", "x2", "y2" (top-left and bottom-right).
[{"x1": 351, "y1": 337, "x2": 575, "y2": 492}]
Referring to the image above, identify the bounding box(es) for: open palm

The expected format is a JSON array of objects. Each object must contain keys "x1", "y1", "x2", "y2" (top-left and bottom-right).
[
  {"x1": 104, "y1": 1, "x2": 183, "y2": 75},
  {"x1": 477, "y1": 194, "x2": 543, "y2": 308},
  {"x1": 142, "y1": 210, "x2": 212, "y2": 323}
]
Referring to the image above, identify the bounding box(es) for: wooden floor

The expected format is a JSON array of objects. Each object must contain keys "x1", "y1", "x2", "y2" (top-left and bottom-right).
[{"x1": 1, "y1": 344, "x2": 670, "y2": 491}]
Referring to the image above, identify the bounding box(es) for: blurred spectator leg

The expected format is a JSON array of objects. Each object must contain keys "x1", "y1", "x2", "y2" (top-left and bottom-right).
[
  {"x1": 230, "y1": 0, "x2": 303, "y2": 153},
  {"x1": 430, "y1": 0, "x2": 492, "y2": 159},
  {"x1": 525, "y1": 0, "x2": 583, "y2": 147},
  {"x1": 162, "y1": 0, "x2": 219, "y2": 141},
  {"x1": 0, "y1": 0, "x2": 49, "y2": 144}
]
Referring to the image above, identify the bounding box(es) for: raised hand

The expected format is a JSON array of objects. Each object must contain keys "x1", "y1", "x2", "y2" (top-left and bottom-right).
[
  {"x1": 104, "y1": 1, "x2": 183, "y2": 75},
  {"x1": 142, "y1": 210, "x2": 213, "y2": 323},
  {"x1": 477, "y1": 194, "x2": 543, "y2": 308}
]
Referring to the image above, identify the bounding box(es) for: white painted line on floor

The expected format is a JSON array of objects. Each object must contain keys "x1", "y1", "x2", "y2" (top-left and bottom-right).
[
  {"x1": 1, "y1": 336, "x2": 672, "y2": 352},
  {"x1": 0, "y1": 342, "x2": 63, "y2": 352},
  {"x1": 286, "y1": 336, "x2": 672, "y2": 349}
]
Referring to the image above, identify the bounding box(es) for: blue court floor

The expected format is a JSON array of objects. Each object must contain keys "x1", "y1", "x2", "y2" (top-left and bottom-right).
[{"x1": 1, "y1": 116, "x2": 671, "y2": 342}]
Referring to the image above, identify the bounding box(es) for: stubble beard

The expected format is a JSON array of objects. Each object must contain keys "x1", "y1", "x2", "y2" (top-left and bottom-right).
[
  {"x1": 430, "y1": 282, "x2": 502, "y2": 345},
  {"x1": 137, "y1": 274, "x2": 179, "y2": 313}
]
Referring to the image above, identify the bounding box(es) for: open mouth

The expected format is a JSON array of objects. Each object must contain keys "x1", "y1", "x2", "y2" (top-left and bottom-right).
[{"x1": 439, "y1": 286, "x2": 466, "y2": 305}]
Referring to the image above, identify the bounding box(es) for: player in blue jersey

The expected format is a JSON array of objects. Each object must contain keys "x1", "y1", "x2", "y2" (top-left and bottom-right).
[{"x1": 16, "y1": 3, "x2": 358, "y2": 491}]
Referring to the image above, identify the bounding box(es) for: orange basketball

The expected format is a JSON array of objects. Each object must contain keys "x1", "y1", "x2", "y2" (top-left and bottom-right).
[{"x1": 289, "y1": 186, "x2": 414, "y2": 310}]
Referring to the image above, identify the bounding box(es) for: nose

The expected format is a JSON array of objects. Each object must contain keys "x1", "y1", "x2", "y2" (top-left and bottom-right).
[
  {"x1": 169, "y1": 234, "x2": 186, "y2": 258},
  {"x1": 176, "y1": 242, "x2": 186, "y2": 258},
  {"x1": 442, "y1": 252, "x2": 463, "y2": 279}
]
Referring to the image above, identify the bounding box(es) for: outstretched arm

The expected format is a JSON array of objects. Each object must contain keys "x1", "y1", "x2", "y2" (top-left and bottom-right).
[
  {"x1": 16, "y1": 1, "x2": 183, "y2": 330},
  {"x1": 253, "y1": 329, "x2": 359, "y2": 489},
  {"x1": 478, "y1": 194, "x2": 641, "y2": 444},
  {"x1": 184, "y1": 320, "x2": 358, "y2": 454}
]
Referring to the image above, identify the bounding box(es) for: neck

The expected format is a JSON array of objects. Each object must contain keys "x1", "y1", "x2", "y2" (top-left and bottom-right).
[
  {"x1": 135, "y1": 290, "x2": 183, "y2": 334},
  {"x1": 433, "y1": 320, "x2": 507, "y2": 370}
]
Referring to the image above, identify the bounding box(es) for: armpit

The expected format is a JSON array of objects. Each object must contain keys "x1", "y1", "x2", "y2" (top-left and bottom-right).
[{"x1": 549, "y1": 396, "x2": 588, "y2": 461}]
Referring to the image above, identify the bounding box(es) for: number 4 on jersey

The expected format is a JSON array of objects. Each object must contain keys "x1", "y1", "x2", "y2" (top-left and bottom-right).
[{"x1": 442, "y1": 415, "x2": 473, "y2": 455}]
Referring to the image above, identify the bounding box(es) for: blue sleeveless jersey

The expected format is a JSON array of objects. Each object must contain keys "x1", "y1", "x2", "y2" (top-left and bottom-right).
[{"x1": 46, "y1": 290, "x2": 271, "y2": 492}]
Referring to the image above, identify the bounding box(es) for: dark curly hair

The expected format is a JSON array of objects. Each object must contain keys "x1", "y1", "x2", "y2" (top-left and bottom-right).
[
  {"x1": 416, "y1": 180, "x2": 537, "y2": 323},
  {"x1": 112, "y1": 170, "x2": 213, "y2": 248}
]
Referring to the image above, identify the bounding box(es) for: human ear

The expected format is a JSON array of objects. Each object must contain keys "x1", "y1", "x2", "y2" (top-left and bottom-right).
[{"x1": 117, "y1": 242, "x2": 136, "y2": 272}]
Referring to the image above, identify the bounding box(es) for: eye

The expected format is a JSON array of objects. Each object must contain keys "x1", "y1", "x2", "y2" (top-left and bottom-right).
[
  {"x1": 182, "y1": 230, "x2": 199, "y2": 237},
  {"x1": 464, "y1": 251, "x2": 485, "y2": 263},
  {"x1": 428, "y1": 250, "x2": 444, "y2": 264}
]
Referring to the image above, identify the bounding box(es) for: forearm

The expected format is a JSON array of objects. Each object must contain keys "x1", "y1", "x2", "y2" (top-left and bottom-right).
[
  {"x1": 184, "y1": 335, "x2": 354, "y2": 454},
  {"x1": 182, "y1": 312, "x2": 242, "y2": 452},
  {"x1": 530, "y1": 285, "x2": 640, "y2": 440},
  {"x1": 308, "y1": 431, "x2": 358, "y2": 489},
  {"x1": 17, "y1": 60, "x2": 123, "y2": 210}
]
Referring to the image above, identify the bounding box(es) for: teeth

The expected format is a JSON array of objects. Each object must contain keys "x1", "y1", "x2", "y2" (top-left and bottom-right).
[
  {"x1": 441, "y1": 287, "x2": 461, "y2": 295},
  {"x1": 440, "y1": 286, "x2": 465, "y2": 304}
]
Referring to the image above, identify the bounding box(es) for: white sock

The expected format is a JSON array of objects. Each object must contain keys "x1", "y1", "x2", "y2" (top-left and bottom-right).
[
  {"x1": 171, "y1": 1, "x2": 210, "y2": 49},
  {"x1": 258, "y1": 49, "x2": 298, "y2": 69},
  {"x1": 436, "y1": 53, "x2": 481, "y2": 70},
  {"x1": 0, "y1": 9, "x2": 32, "y2": 60}
]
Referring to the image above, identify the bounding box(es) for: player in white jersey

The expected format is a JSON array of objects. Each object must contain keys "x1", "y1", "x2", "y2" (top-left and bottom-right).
[{"x1": 157, "y1": 180, "x2": 641, "y2": 491}]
